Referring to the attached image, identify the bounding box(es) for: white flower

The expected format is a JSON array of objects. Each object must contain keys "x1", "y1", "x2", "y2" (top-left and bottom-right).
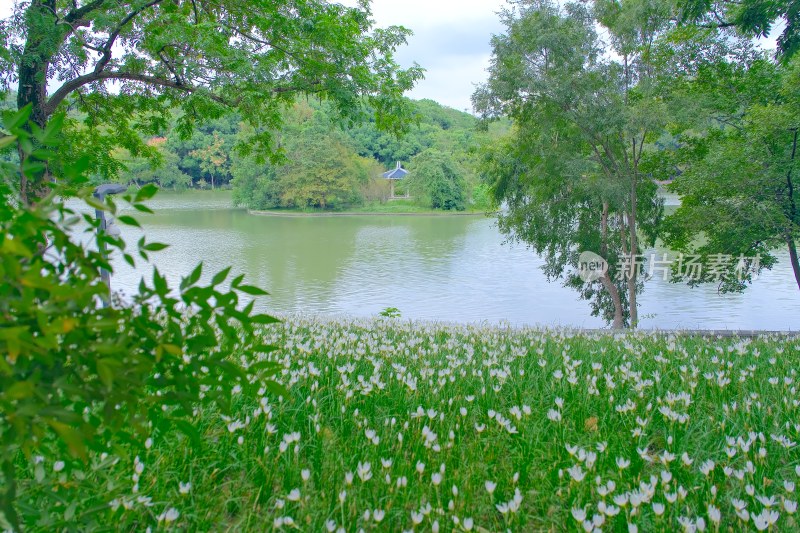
[
  {"x1": 325, "y1": 519, "x2": 337, "y2": 532},
  {"x1": 432, "y1": 473, "x2": 442, "y2": 486},
  {"x1": 571, "y1": 508, "x2": 587, "y2": 521},
  {"x1": 301, "y1": 469, "x2": 310, "y2": 481},
  {"x1": 179, "y1": 481, "x2": 191, "y2": 494},
  {"x1": 157, "y1": 508, "x2": 180, "y2": 523},
  {"x1": 784, "y1": 499, "x2": 797, "y2": 514},
  {"x1": 485, "y1": 480, "x2": 497, "y2": 494},
  {"x1": 338, "y1": 490, "x2": 346, "y2": 503},
  {"x1": 411, "y1": 511, "x2": 423, "y2": 525},
  {"x1": 416, "y1": 461, "x2": 425, "y2": 474},
  {"x1": 381, "y1": 458, "x2": 393, "y2": 469},
  {"x1": 357, "y1": 462, "x2": 372, "y2": 482},
  {"x1": 547, "y1": 409, "x2": 562, "y2": 422},
  {"x1": 287, "y1": 488, "x2": 300, "y2": 502},
  {"x1": 373, "y1": 509, "x2": 385, "y2": 522},
  {"x1": 752, "y1": 509, "x2": 779, "y2": 531},
  {"x1": 707, "y1": 503, "x2": 721, "y2": 523},
  {"x1": 145, "y1": 438, "x2": 153, "y2": 449},
  {"x1": 53, "y1": 461, "x2": 65, "y2": 473},
  {"x1": 567, "y1": 465, "x2": 586, "y2": 482},
  {"x1": 699, "y1": 460, "x2": 715, "y2": 476},
  {"x1": 756, "y1": 495, "x2": 777, "y2": 508},
  {"x1": 616, "y1": 457, "x2": 630, "y2": 469},
  {"x1": 652, "y1": 503, "x2": 665, "y2": 516},
  {"x1": 463, "y1": 517, "x2": 474, "y2": 531}
]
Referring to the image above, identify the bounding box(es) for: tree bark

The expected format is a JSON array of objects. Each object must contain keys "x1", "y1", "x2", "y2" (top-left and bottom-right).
[
  {"x1": 788, "y1": 238, "x2": 800, "y2": 291},
  {"x1": 16, "y1": 0, "x2": 58, "y2": 204},
  {"x1": 600, "y1": 201, "x2": 624, "y2": 329},
  {"x1": 628, "y1": 170, "x2": 639, "y2": 328},
  {"x1": 601, "y1": 273, "x2": 625, "y2": 329},
  {"x1": 787, "y1": 129, "x2": 800, "y2": 291}
]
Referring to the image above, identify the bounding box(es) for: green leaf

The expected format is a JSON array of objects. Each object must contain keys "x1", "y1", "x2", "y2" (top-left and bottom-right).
[
  {"x1": 237, "y1": 284, "x2": 269, "y2": 296},
  {"x1": 135, "y1": 183, "x2": 160, "y2": 202},
  {"x1": 4, "y1": 104, "x2": 32, "y2": 130},
  {"x1": 142, "y1": 242, "x2": 169, "y2": 251},
  {"x1": 211, "y1": 266, "x2": 232, "y2": 286},
  {"x1": 263, "y1": 380, "x2": 290, "y2": 399},
  {"x1": 47, "y1": 420, "x2": 87, "y2": 460},
  {"x1": 40, "y1": 113, "x2": 65, "y2": 146},
  {"x1": 173, "y1": 419, "x2": 202, "y2": 447},
  {"x1": 96, "y1": 358, "x2": 117, "y2": 389},
  {"x1": 0, "y1": 134, "x2": 17, "y2": 150},
  {"x1": 117, "y1": 215, "x2": 141, "y2": 228},
  {"x1": 249, "y1": 313, "x2": 281, "y2": 325},
  {"x1": 133, "y1": 203, "x2": 154, "y2": 214},
  {"x1": 181, "y1": 262, "x2": 203, "y2": 290},
  {"x1": 4, "y1": 381, "x2": 35, "y2": 400}
]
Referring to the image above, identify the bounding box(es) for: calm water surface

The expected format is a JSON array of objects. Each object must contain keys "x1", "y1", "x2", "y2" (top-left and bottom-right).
[{"x1": 94, "y1": 190, "x2": 800, "y2": 330}]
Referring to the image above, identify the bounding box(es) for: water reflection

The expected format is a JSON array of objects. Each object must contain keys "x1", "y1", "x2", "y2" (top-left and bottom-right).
[{"x1": 90, "y1": 190, "x2": 799, "y2": 330}]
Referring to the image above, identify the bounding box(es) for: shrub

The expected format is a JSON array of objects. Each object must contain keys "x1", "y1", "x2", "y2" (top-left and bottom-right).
[{"x1": 0, "y1": 107, "x2": 284, "y2": 528}]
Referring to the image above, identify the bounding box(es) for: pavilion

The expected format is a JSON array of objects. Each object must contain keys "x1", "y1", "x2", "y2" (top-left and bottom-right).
[{"x1": 382, "y1": 162, "x2": 409, "y2": 199}]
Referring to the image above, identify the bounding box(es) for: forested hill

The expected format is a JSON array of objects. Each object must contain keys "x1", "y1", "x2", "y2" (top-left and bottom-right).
[{"x1": 105, "y1": 97, "x2": 508, "y2": 211}]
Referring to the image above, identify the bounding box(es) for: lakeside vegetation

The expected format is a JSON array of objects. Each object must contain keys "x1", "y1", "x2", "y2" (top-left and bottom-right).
[
  {"x1": 1, "y1": 0, "x2": 799, "y2": 530},
  {"x1": 12, "y1": 316, "x2": 800, "y2": 530}
]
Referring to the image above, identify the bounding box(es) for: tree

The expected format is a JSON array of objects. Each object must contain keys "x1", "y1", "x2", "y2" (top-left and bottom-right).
[
  {"x1": 474, "y1": 0, "x2": 667, "y2": 328},
  {"x1": 231, "y1": 102, "x2": 371, "y2": 210},
  {"x1": 119, "y1": 137, "x2": 192, "y2": 189},
  {"x1": 677, "y1": 0, "x2": 800, "y2": 60},
  {"x1": 1, "y1": 0, "x2": 423, "y2": 203},
  {"x1": 190, "y1": 131, "x2": 228, "y2": 189},
  {"x1": 407, "y1": 149, "x2": 467, "y2": 211},
  {"x1": 0, "y1": 108, "x2": 286, "y2": 528},
  {"x1": 649, "y1": 49, "x2": 800, "y2": 292}
]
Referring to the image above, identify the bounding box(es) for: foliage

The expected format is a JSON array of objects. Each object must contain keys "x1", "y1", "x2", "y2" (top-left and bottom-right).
[
  {"x1": 407, "y1": 149, "x2": 467, "y2": 211},
  {"x1": 648, "y1": 52, "x2": 800, "y2": 291},
  {"x1": 1, "y1": 0, "x2": 423, "y2": 202},
  {"x1": 117, "y1": 137, "x2": 192, "y2": 190},
  {"x1": 0, "y1": 108, "x2": 285, "y2": 528},
  {"x1": 231, "y1": 103, "x2": 371, "y2": 210},
  {"x1": 189, "y1": 131, "x2": 229, "y2": 190},
  {"x1": 11, "y1": 316, "x2": 799, "y2": 530},
  {"x1": 474, "y1": 0, "x2": 667, "y2": 328},
  {"x1": 677, "y1": 0, "x2": 800, "y2": 60},
  {"x1": 231, "y1": 99, "x2": 490, "y2": 212}
]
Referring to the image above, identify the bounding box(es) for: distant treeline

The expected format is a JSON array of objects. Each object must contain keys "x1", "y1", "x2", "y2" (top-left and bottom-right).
[{"x1": 108, "y1": 98, "x2": 508, "y2": 211}]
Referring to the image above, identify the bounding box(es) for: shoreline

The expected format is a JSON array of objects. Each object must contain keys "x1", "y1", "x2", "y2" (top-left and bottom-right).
[{"x1": 248, "y1": 209, "x2": 495, "y2": 217}]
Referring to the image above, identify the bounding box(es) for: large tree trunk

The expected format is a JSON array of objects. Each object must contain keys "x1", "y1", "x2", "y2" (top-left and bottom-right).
[
  {"x1": 789, "y1": 238, "x2": 800, "y2": 291},
  {"x1": 16, "y1": 0, "x2": 58, "y2": 204},
  {"x1": 628, "y1": 174, "x2": 639, "y2": 328},
  {"x1": 600, "y1": 201, "x2": 624, "y2": 329},
  {"x1": 787, "y1": 129, "x2": 799, "y2": 291},
  {"x1": 601, "y1": 273, "x2": 625, "y2": 329}
]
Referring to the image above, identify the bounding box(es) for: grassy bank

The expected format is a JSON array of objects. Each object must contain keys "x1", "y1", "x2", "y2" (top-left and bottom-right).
[
  {"x1": 14, "y1": 318, "x2": 800, "y2": 531},
  {"x1": 250, "y1": 199, "x2": 490, "y2": 216}
]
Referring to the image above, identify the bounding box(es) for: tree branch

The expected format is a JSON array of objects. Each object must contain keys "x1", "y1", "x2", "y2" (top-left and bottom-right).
[
  {"x1": 44, "y1": 70, "x2": 323, "y2": 116},
  {"x1": 94, "y1": 0, "x2": 164, "y2": 75}
]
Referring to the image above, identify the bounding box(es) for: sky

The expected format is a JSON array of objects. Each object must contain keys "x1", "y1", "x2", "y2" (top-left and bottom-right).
[{"x1": 348, "y1": 0, "x2": 508, "y2": 113}]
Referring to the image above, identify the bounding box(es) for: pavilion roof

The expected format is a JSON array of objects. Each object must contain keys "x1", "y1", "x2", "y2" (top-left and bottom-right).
[{"x1": 382, "y1": 162, "x2": 408, "y2": 180}]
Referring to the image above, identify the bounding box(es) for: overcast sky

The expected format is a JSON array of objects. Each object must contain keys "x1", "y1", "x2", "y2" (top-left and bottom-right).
[{"x1": 353, "y1": 0, "x2": 508, "y2": 113}]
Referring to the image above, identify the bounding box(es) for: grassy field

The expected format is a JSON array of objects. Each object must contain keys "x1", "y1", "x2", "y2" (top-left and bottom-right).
[{"x1": 14, "y1": 318, "x2": 800, "y2": 531}]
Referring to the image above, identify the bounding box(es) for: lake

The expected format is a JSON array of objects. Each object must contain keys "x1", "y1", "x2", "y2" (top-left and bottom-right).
[{"x1": 97, "y1": 190, "x2": 800, "y2": 330}]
